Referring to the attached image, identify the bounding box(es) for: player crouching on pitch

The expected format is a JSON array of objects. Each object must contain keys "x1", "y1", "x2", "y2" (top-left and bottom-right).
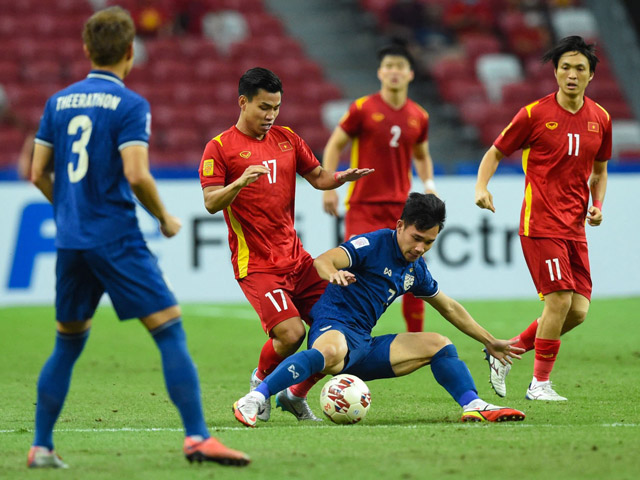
[{"x1": 233, "y1": 193, "x2": 526, "y2": 425}]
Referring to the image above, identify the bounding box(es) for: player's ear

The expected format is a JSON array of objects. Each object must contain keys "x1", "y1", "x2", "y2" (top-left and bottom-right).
[
  {"x1": 82, "y1": 44, "x2": 91, "y2": 60},
  {"x1": 238, "y1": 95, "x2": 247, "y2": 110},
  {"x1": 396, "y1": 219, "x2": 404, "y2": 231}
]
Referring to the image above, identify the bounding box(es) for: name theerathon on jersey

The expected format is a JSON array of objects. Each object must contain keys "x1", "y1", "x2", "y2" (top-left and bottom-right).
[{"x1": 56, "y1": 93, "x2": 122, "y2": 111}]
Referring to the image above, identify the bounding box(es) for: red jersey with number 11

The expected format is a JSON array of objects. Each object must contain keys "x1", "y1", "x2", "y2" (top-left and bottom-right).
[
  {"x1": 199, "y1": 126, "x2": 320, "y2": 279},
  {"x1": 494, "y1": 93, "x2": 611, "y2": 241}
]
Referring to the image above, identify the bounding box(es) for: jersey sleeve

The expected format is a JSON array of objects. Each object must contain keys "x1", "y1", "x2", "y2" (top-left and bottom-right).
[
  {"x1": 199, "y1": 138, "x2": 227, "y2": 188},
  {"x1": 419, "y1": 111, "x2": 429, "y2": 143},
  {"x1": 596, "y1": 116, "x2": 612, "y2": 161},
  {"x1": 339, "y1": 234, "x2": 374, "y2": 269},
  {"x1": 117, "y1": 95, "x2": 150, "y2": 150},
  {"x1": 410, "y1": 259, "x2": 439, "y2": 298},
  {"x1": 34, "y1": 97, "x2": 54, "y2": 147},
  {"x1": 493, "y1": 107, "x2": 532, "y2": 157},
  {"x1": 339, "y1": 99, "x2": 364, "y2": 138}
]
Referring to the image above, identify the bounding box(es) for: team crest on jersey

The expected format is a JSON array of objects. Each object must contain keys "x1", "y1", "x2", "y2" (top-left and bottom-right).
[
  {"x1": 545, "y1": 122, "x2": 558, "y2": 130},
  {"x1": 588, "y1": 122, "x2": 599, "y2": 132},
  {"x1": 403, "y1": 273, "x2": 415, "y2": 291},
  {"x1": 239, "y1": 151, "x2": 251, "y2": 158},
  {"x1": 202, "y1": 159, "x2": 214, "y2": 176},
  {"x1": 279, "y1": 141, "x2": 293, "y2": 152},
  {"x1": 350, "y1": 237, "x2": 370, "y2": 249},
  {"x1": 372, "y1": 113, "x2": 385, "y2": 122}
]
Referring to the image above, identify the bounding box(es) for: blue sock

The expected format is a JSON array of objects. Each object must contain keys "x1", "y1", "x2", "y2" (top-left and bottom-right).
[
  {"x1": 430, "y1": 344, "x2": 479, "y2": 407},
  {"x1": 261, "y1": 349, "x2": 325, "y2": 399},
  {"x1": 33, "y1": 329, "x2": 89, "y2": 449},
  {"x1": 151, "y1": 319, "x2": 209, "y2": 439}
]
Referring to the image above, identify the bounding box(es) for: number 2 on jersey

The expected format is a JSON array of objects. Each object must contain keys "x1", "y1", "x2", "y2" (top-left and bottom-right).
[
  {"x1": 389, "y1": 125, "x2": 401, "y2": 148},
  {"x1": 67, "y1": 115, "x2": 93, "y2": 183}
]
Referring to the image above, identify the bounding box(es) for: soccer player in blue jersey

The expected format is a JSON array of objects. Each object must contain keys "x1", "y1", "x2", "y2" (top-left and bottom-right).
[
  {"x1": 27, "y1": 6, "x2": 249, "y2": 468},
  {"x1": 233, "y1": 193, "x2": 526, "y2": 425}
]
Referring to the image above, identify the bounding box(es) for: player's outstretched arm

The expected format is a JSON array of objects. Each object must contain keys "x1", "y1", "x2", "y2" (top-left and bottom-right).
[
  {"x1": 475, "y1": 146, "x2": 504, "y2": 213},
  {"x1": 304, "y1": 165, "x2": 374, "y2": 191},
  {"x1": 321, "y1": 126, "x2": 351, "y2": 216},
  {"x1": 31, "y1": 143, "x2": 54, "y2": 203},
  {"x1": 313, "y1": 247, "x2": 356, "y2": 286}
]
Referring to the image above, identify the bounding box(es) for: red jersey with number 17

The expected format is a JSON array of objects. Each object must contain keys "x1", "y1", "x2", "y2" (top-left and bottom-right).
[
  {"x1": 199, "y1": 125, "x2": 320, "y2": 279},
  {"x1": 339, "y1": 92, "x2": 429, "y2": 206},
  {"x1": 494, "y1": 93, "x2": 612, "y2": 241}
]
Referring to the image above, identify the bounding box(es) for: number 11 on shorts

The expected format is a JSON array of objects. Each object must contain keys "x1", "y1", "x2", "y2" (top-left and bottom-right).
[{"x1": 545, "y1": 258, "x2": 562, "y2": 281}]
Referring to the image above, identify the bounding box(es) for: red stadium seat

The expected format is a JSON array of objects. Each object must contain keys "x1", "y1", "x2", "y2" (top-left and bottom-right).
[{"x1": 0, "y1": 61, "x2": 20, "y2": 83}]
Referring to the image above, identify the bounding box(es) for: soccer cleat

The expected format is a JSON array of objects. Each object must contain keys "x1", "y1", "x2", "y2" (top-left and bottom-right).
[
  {"x1": 525, "y1": 381, "x2": 568, "y2": 401},
  {"x1": 275, "y1": 388, "x2": 322, "y2": 422},
  {"x1": 250, "y1": 368, "x2": 271, "y2": 421},
  {"x1": 232, "y1": 392, "x2": 265, "y2": 428},
  {"x1": 461, "y1": 403, "x2": 526, "y2": 423},
  {"x1": 27, "y1": 446, "x2": 69, "y2": 469},
  {"x1": 484, "y1": 349, "x2": 511, "y2": 397},
  {"x1": 183, "y1": 436, "x2": 250, "y2": 466}
]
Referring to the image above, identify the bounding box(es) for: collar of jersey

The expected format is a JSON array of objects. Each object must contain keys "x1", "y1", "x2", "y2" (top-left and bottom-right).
[{"x1": 87, "y1": 70, "x2": 125, "y2": 88}]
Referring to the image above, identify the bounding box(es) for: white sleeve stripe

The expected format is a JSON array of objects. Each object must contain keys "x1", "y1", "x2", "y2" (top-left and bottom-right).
[
  {"x1": 118, "y1": 140, "x2": 148, "y2": 151},
  {"x1": 34, "y1": 138, "x2": 53, "y2": 147},
  {"x1": 339, "y1": 245, "x2": 352, "y2": 268},
  {"x1": 415, "y1": 288, "x2": 440, "y2": 299}
]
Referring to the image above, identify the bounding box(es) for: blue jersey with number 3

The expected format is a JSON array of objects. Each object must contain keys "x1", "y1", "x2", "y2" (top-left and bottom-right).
[
  {"x1": 35, "y1": 70, "x2": 151, "y2": 249},
  {"x1": 310, "y1": 229, "x2": 440, "y2": 333}
]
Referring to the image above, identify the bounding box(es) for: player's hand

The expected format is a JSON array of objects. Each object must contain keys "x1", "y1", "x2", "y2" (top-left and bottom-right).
[
  {"x1": 587, "y1": 206, "x2": 603, "y2": 226},
  {"x1": 475, "y1": 188, "x2": 495, "y2": 213},
  {"x1": 336, "y1": 168, "x2": 375, "y2": 182},
  {"x1": 323, "y1": 190, "x2": 340, "y2": 216},
  {"x1": 328, "y1": 270, "x2": 356, "y2": 286},
  {"x1": 485, "y1": 339, "x2": 524, "y2": 365},
  {"x1": 237, "y1": 164, "x2": 270, "y2": 187},
  {"x1": 160, "y1": 214, "x2": 182, "y2": 238}
]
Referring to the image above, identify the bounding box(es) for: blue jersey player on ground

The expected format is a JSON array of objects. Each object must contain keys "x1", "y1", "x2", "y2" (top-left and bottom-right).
[
  {"x1": 27, "y1": 6, "x2": 249, "y2": 469},
  {"x1": 233, "y1": 193, "x2": 526, "y2": 425}
]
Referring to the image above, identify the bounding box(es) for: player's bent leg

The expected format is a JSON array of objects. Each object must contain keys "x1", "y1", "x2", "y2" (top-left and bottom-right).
[
  {"x1": 389, "y1": 332, "x2": 449, "y2": 376},
  {"x1": 270, "y1": 317, "x2": 307, "y2": 357}
]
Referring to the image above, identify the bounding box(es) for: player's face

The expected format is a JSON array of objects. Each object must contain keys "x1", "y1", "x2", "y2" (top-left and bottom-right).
[
  {"x1": 396, "y1": 221, "x2": 439, "y2": 262},
  {"x1": 554, "y1": 51, "x2": 594, "y2": 99},
  {"x1": 238, "y1": 89, "x2": 281, "y2": 139},
  {"x1": 377, "y1": 55, "x2": 414, "y2": 92}
]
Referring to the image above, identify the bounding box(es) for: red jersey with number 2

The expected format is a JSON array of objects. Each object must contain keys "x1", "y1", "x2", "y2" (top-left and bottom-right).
[
  {"x1": 199, "y1": 125, "x2": 320, "y2": 279},
  {"x1": 494, "y1": 93, "x2": 612, "y2": 241}
]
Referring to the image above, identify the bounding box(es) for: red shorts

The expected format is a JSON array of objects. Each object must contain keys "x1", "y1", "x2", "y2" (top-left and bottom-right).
[
  {"x1": 520, "y1": 236, "x2": 592, "y2": 301},
  {"x1": 345, "y1": 202, "x2": 405, "y2": 240},
  {"x1": 238, "y1": 254, "x2": 328, "y2": 335}
]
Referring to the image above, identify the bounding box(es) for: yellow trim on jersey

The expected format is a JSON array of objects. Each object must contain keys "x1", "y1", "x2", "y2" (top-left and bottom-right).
[
  {"x1": 354, "y1": 95, "x2": 369, "y2": 110},
  {"x1": 594, "y1": 102, "x2": 610, "y2": 122},
  {"x1": 282, "y1": 126, "x2": 294, "y2": 134},
  {"x1": 227, "y1": 206, "x2": 249, "y2": 278},
  {"x1": 523, "y1": 182, "x2": 532, "y2": 236},
  {"x1": 522, "y1": 146, "x2": 530, "y2": 174},
  {"x1": 415, "y1": 103, "x2": 430, "y2": 119},
  {"x1": 524, "y1": 101, "x2": 539, "y2": 118},
  {"x1": 343, "y1": 137, "x2": 360, "y2": 211},
  {"x1": 213, "y1": 133, "x2": 223, "y2": 146}
]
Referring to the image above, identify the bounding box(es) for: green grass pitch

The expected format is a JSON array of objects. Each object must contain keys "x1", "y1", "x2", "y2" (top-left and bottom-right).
[{"x1": 1, "y1": 298, "x2": 639, "y2": 480}]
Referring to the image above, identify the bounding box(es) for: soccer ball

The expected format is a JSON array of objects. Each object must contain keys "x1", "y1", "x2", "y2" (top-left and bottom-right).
[{"x1": 319, "y1": 374, "x2": 371, "y2": 424}]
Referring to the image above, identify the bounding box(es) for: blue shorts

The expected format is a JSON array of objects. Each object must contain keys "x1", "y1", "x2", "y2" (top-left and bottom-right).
[
  {"x1": 307, "y1": 317, "x2": 397, "y2": 381},
  {"x1": 56, "y1": 233, "x2": 177, "y2": 322}
]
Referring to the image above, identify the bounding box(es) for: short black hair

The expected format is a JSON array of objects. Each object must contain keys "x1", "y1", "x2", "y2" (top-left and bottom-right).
[
  {"x1": 238, "y1": 67, "x2": 283, "y2": 101},
  {"x1": 377, "y1": 43, "x2": 414, "y2": 70},
  {"x1": 401, "y1": 193, "x2": 446, "y2": 232},
  {"x1": 542, "y1": 35, "x2": 599, "y2": 73}
]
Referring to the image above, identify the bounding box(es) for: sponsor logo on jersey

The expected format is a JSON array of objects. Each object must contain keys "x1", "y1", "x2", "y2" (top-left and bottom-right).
[
  {"x1": 545, "y1": 122, "x2": 558, "y2": 130},
  {"x1": 372, "y1": 113, "x2": 385, "y2": 122},
  {"x1": 403, "y1": 273, "x2": 415, "y2": 291},
  {"x1": 588, "y1": 122, "x2": 599, "y2": 132},
  {"x1": 202, "y1": 159, "x2": 214, "y2": 176},
  {"x1": 239, "y1": 151, "x2": 251, "y2": 158},
  {"x1": 278, "y1": 141, "x2": 292, "y2": 152},
  {"x1": 408, "y1": 118, "x2": 420, "y2": 129},
  {"x1": 350, "y1": 237, "x2": 370, "y2": 249}
]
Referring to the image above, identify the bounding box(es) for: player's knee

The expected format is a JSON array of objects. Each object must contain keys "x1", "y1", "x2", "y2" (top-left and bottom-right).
[
  {"x1": 568, "y1": 307, "x2": 588, "y2": 326},
  {"x1": 318, "y1": 343, "x2": 346, "y2": 370},
  {"x1": 274, "y1": 323, "x2": 306, "y2": 351}
]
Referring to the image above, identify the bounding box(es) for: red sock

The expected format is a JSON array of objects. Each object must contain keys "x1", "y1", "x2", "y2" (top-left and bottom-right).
[
  {"x1": 256, "y1": 338, "x2": 284, "y2": 380},
  {"x1": 289, "y1": 372, "x2": 325, "y2": 398},
  {"x1": 511, "y1": 318, "x2": 539, "y2": 352},
  {"x1": 533, "y1": 338, "x2": 561, "y2": 382},
  {"x1": 402, "y1": 293, "x2": 425, "y2": 332}
]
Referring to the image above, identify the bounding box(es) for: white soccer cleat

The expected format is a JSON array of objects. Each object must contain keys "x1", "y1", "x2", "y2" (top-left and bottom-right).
[
  {"x1": 27, "y1": 446, "x2": 69, "y2": 469},
  {"x1": 250, "y1": 368, "x2": 271, "y2": 421},
  {"x1": 232, "y1": 391, "x2": 265, "y2": 428},
  {"x1": 275, "y1": 388, "x2": 322, "y2": 422},
  {"x1": 525, "y1": 381, "x2": 567, "y2": 401},
  {"x1": 484, "y1": 349, "x2": 511, "y2": 397}
]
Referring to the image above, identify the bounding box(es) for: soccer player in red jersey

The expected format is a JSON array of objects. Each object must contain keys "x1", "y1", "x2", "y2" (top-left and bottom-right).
[
  {"x1": 475, "y1": 36, "x2": 611, "y2": 401},
  {"x1": 321, "y1": 43, "x2": 437, "y2": 333},
  {"x1": 198, "y1": 68, "x2": 373, "y2": 422}
]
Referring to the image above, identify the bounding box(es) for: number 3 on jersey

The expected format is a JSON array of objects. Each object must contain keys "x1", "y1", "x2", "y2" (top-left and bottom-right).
[{"x1": 67, "y1": 115, "x2": 92, "y2": 183}]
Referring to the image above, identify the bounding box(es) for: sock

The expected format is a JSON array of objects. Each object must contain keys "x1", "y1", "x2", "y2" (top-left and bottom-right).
[
  {"x1": 510, "y1": 318, "x2": 539, "y2": 352},
  {"x1": 289, "y1": 372, "x2": 325, "y2": 398},
  {"x1": 256, "y1": 338, "x2": 285, "y2": 379},
  {"x1": 263, "y1": 349, "x2": 325, "y2": 399},
  {"x1": 533, "y1": 338, "x2": 561, "y2": 382},
  {"x1": 402, "y1": 293, "x2": 425, "y2": 332},
  {"x1": 430, "y1": 344, "x2": 479, "y2": 407},
  {"x1": 33, "y1": 329, "x2": 89, "y2": 449},
  {"x1": 150, "y1": 319, "x2": 209, "y2": 439}
]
